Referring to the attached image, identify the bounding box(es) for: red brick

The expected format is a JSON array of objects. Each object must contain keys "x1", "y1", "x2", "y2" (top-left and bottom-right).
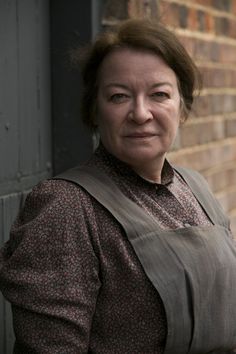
[
  {"x1": 194, "y1": 39, "x2": 213, "y2": 61},
  {"x1": 158, "y1": 1, "x2": 180, "y2": 27},
  {"x1": 179, "y1": 4, "x2": 188, "y2": 29},
  {"x1": 229, "y1": 18, "x2": 236, "y2": 38},
  {"x1": 191, "y1": 95, "x2": 212, "y2": 117},
  {"x1": 225, "y1": 70, "x2": 236, "y2": 88},
  {"x1": 210, "y1": 42, "x2": 220, "y2": 62},
  {"x1": 179, "y1": 118, "x2": 225, "y2": 148},
  {"x1": 215, "y1": 17, "x2": 230, "y2": 37},
  {"x1": 216, "y1": 188, "x2": 236, "y2": 213},
  {"x1": 194, "y1": 0, "x2": 213, "y2": 6},
  {"x1": 222, "y1": 95, "x2": 236, "y2": 113},
  {"x1": 220, "y1": 43, "x2": 236, "y2": 64},
  {"x1": 205, "y1": 13, "x2": 215, "y2": 33},
  {"x1": 232, "y1": 0, "x2": 236, "y2": 15},
  {"x1": 225, "y1": 116, "x2": 236, "y2": 138},
  {"x1": 232, "y1": 71, "x2": 236, "y2": 87},
  {"x1": 204, "y1": 165, "x2": 236, "y2": 193},
  {"x1": 193, "y1": 94, "x2": 236, "y2": 117},
  {"x1": 128, "y1": 0, "x2": 158, "y2": 19},
  {"x1": 213, "y1": 0, "x2": 232, "y2": 12},
  {"x1": 200, "y1": 67, "x2": 236, "y2": 88},
  {"x1": 168, "y1": 139, "x2": 236, "y2": 171},
  {"x1": 187, "y1": 8, "x2": 196, "y2": 31},
  {"x1": 197, "y1": 9, "x2": 206, "y2": 32},
  {"x1": 178, "y1": 35, "x2": 195, "y2": 57}
]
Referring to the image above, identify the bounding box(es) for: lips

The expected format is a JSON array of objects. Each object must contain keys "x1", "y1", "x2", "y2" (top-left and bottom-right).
[{"x1": 124, "y1": 132, "x2": 156, "y2": 138}]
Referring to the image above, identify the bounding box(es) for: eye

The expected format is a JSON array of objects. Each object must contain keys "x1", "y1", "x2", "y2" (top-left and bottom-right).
[
  {"x1": 109, "y1": 93, "x2": 129, "y2": 103},
  {"x1": 151, "y1": 92, "x2": 170, "y2": 100}
]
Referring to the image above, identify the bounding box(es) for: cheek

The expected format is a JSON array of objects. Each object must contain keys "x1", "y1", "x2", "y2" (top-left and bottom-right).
[
  {"x1": 167, "y1": 101, "x2": 181, "y2": 122},
  {"x1": 97, "y1": 107, "x2": 116, "y2": 137},
  {"x1": 98, "y1": 104, "x2": 126, "y2": 130},
  {"x1": 96, "y1": 108, "x2": 112, "y2": 132},
  {"x1": 155, "y1": 105, "x2": 180, "y2": 128},
  {"x1": 97, "y1": 98, "x2": 116, "y2": 121}
]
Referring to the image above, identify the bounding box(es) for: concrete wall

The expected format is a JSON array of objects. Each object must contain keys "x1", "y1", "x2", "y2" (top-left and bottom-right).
[{"x1": 102, "y1": 0, "x2": 236, "y2": 236}]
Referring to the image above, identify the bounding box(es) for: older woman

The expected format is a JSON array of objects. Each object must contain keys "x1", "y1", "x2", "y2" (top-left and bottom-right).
[{"x1": 1, "y1": 19, "x2": 236, "y2": 354}]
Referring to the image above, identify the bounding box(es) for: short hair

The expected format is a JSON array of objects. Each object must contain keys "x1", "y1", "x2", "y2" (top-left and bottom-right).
[{"x1": 76, "y1": 19, "x2": 201, "y2": 131}]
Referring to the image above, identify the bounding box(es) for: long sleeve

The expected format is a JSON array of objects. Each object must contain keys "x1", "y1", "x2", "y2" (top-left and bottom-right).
[{"x1": 0, "y1": 180, "x2": 101, "y2": 353}]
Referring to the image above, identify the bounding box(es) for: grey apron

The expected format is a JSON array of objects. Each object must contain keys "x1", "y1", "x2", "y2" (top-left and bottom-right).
[{"x1": 56, "y1": 165, "x2": 236, "y2": 353}]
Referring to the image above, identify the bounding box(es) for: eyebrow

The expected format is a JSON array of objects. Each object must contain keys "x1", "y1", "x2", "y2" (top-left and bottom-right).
[
  {"x1": 103, "y1": 82, "x2": 174, "y2": 89},
  {"x1": 151, "y1": 82, "x2": 174, "y2": 88},
  {"x1": 103, "y1": 83, "x2": 129, "y2": 90}
]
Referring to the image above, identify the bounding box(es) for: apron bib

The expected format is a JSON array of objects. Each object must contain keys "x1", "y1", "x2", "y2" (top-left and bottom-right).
[{"x1": 56, "y1": 165, "x2": 236, "y2": 353}]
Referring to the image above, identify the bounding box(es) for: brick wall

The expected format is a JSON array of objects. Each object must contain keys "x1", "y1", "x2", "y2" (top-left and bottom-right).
[{"x1": 102, "y1": 0, "x2": 236, "y2": 236}]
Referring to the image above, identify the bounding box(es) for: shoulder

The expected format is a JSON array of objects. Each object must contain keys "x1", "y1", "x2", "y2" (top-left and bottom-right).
[
  {"x1": 174, "y1": 165, "x2": 205, "y2": 180},
  {"x1": 173, "y1": 165, "x2": 210, "y2": 190},
  {"x1": 18, "y1": 178, "x2": 97, "y2": 228},
  {"x1": 30, "y1": 177, "x2": 90, "y2": 201},
  {"x1": 4, "y1": 178, "x2": 101, "y2": 266},
  {"x1": 173, "y1": 165, "x2": 219, "y2": 201},
  {"x1": 174, "y1": 165, "x2": 231, "y2": 229}
]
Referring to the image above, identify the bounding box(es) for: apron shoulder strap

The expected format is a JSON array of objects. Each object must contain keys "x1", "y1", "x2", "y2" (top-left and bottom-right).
[
  {"x1": 174, "y1": 166, "x2": 230, "y2": 228},
  {"x1": 54, "y1": 165, "x2": 159, "y2": 238},
  {"x1": 55, "y1": 164, "x2": 230, "y2": 230}
]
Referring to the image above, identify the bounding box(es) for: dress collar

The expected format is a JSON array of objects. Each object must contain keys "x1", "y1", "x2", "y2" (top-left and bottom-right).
[{"x1": 91, "y1": 144, "x2": 174, "y2": 187}]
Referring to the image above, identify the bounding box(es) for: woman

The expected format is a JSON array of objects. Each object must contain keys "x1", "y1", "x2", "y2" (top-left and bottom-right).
[{"x1": 1, "y1": 19, "x2": 236, "y2": 353}]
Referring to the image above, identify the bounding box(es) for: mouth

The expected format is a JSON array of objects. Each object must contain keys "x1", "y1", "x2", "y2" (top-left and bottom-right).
[{"x1": 124, "y1": 133, "x2": 157, "y2": 138}]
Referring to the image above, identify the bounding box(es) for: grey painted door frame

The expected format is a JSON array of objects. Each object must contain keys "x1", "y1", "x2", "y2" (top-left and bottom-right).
[
  {"x1": 0, "y1": 0, "x2": 51, "y2": 353},
  {"x1": 1, "y1": 1, "x2": 104, "y2": 352}
]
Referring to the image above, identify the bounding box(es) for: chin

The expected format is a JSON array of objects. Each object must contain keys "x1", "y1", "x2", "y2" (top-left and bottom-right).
[
  {"x1": 122, "y1": 151, "x2": 162, "y2": 166},
  {"x1": 109, "y1": 143, "x2": 166, "y2": 165}
]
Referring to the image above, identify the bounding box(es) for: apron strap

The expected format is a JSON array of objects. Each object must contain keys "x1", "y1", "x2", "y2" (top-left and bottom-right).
[
  {"x1": 54, "y1": 165, "x2": 236, "y2": 352},
  {"x1": 174, "y1": 166, "x2": 229, "y2": 228},
  {"x1": 55, "y1": 165, "x2": 160, "y2": 238},
  {"x1": 55, "y1": 164, "x2": 229, "y2": 232}
]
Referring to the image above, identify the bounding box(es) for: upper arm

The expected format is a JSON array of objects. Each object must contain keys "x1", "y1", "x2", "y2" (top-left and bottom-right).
[{"x1": 0, "y1": 180, "x2": 101, "y2": 353}]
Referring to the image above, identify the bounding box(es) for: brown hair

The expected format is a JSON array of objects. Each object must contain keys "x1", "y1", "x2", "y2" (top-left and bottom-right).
[{"x1": 77, "y1": 19, "x2": 201, "y2": 131}]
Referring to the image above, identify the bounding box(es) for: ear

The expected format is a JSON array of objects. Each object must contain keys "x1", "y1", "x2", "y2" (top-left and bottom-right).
[
  {"x1": 179, "y1": 96, "x2": 188, "y2": 124},
  {"x1": 92, "y1": 131, "x2": 100, "y2": 150},
  {"x1": 180, "y1": 115, "x2": 186, "y2": 125}
]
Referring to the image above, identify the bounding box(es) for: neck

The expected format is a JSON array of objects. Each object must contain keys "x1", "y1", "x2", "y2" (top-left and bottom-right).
[{"x1": 131, "y1": 158, "x2": 165, "y2": 184}]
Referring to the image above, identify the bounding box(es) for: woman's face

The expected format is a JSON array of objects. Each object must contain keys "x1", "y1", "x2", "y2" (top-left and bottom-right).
[{"x1": 96, "y1": 48, "x2": 181, "y2": 172}]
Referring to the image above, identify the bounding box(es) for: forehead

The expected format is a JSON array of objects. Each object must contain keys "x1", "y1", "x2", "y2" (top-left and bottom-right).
[{"x1": 98, "y1": 47, "x2": 178, "y2": 85}]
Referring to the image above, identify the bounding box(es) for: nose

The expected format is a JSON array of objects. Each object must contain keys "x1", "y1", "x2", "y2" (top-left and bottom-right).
[{"x1": 128, "y1": 98, "x2": 153, "y2": 124}]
